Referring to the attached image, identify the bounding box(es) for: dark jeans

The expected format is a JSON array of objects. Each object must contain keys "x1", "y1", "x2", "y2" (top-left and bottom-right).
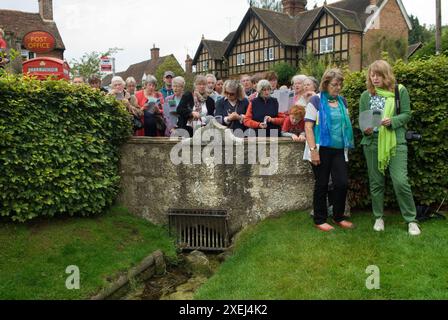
[{"x1": 312, "y1": 147, "x2": 348, "y2": 225}]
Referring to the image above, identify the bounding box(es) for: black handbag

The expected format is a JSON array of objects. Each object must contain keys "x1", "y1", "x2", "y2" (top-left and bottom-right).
[
  {"x1": 132, "y1": 115, "x2": 143, "y2": 131},
  {"x1": 395, "y1": 84, "x2": 421, "y2": 141}
]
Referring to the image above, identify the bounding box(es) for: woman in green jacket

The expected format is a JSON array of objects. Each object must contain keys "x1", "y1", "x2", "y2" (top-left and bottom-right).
[{"x1": 359, "y1": 60, "x2": 421, "y2": 236}]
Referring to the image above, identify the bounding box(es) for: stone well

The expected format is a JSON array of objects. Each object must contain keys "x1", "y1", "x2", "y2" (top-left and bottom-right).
[{"x1": 118, "y1": 120, "x2": 314, "y2": 235}]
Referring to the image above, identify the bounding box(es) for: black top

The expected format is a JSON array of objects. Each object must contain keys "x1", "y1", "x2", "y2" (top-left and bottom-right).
[
  {"x1": 176, "y1": 91, "x2": 215, "y2": 129},
  {"x1": 215, "y1": 97, "x2": 249, "y2": 132}
]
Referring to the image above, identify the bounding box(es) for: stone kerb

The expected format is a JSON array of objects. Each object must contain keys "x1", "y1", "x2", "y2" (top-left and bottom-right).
[{"x1": 118, "y1": 118, "x2": 314, "y2": 235}]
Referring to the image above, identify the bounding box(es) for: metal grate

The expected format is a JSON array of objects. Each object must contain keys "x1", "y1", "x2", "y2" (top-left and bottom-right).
[{"x1": 168, "y1": 209, "x2": 229, "y2": 251}]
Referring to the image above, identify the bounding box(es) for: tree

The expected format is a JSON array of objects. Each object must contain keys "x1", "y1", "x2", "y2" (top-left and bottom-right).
[
  {"x1": 247, "y1": 0, "x2": 282, "y2": 12},
  {"x1": 271, "y1": 62, "x2": 296, "y2": 86},
  {"x1": 297, "y1": 53, "x2": 336, "y2": 82},
  {"x1": 69, "y1": 51, "x2": 105, "y2": 79},
  {"x1": 154, "y1": 55, "x2": 185, "y2": 89},
  {"x1": 408, "y1": 15, "x2": 433, "y2": 45},
  {"x1": 412, "y1": 26, "x2": 448, "y2": 59}
]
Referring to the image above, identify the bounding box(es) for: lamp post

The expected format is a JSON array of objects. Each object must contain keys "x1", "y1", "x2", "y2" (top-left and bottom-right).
[
  {"x1": 435, "y1": 0, "x2": 442, "y2": 55},
  {"x1": 107, "y1": 47, "x2": 123, "y2": 76}
]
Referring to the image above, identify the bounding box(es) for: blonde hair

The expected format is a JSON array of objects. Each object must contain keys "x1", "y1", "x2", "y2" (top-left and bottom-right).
[
  {"x1": 320, "y1": 68, "x2": 344, "y2": 92},
  {"x1": 194, "y1": 75, "x2": 207, "y2": 86},
  {"x1": 367, "y1": 60, "x2": 396, "y2": 95}
]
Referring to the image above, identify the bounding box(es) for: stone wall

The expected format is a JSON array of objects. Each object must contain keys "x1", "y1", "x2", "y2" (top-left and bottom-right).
[{"x1": 118, "y1": 121, "x2": 314, "y2": 235}]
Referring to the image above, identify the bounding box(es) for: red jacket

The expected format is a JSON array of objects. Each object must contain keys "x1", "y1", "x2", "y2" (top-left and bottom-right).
[{"x1": 134, "y1": 90, "x2": 164, "y2": 137}]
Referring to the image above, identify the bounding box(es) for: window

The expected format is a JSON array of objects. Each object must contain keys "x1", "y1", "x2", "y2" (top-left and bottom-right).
[
  {"x1": 237, "y1": 53, "x2": 245, "y2": 66},
  {"x1": 202, "y1": 60, "x2": 209, "y2": 71},
  {"x1": 320, "y1": 37, "x2": 334, "y2": 54},
  {"x1": 20, "y1": 49, "x2": 35, "y2": 61},
  {"x1": 264, "y1": 48, "x2": 274, "y2": 61}
]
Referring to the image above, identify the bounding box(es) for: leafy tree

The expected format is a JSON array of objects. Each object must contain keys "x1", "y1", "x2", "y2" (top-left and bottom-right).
[
  {"x1": 69, "y1": 49, "x2": 122, "y2": 80},
  {"x1": 154, "y1": 55, "x2": 185, "y2": 89},
  {"x1": 297, "y1": 53, "x2": 336, "y2": 82},
  {"x1": 412, "y1": 26, "x2": 448, "y2": 59},
  {"x1": 271, "y1": 62, "x2": 296, "y2": 86},
  {"x1": 247, "y1": 0, "x2": 282, "y2": 12},
  {"x1": 408, "y1": 15, "x2": 433, "y2": 45}
]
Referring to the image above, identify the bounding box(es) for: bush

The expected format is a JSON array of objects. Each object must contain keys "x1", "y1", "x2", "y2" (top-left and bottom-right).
[
  {"x1": 342, "y1": 55, "x2": 448, "y2": 208},
  {"x1": 271, "y1": 62, "x2": 296, "y2": 87},
  {"x1": 0, "y1": 75, "x2": 132, "y2": 221}
]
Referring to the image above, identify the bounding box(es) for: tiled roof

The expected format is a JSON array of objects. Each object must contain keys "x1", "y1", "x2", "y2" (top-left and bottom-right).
[
  {"x1": 102, "y1": 54, "x2": 179, "y2": 87},
  {"x1": 407, "y1": 42, "x2": 423, "y2": 59},
  {"x1": 0, "y1": 9, "x2": 65, "y2": 49}
]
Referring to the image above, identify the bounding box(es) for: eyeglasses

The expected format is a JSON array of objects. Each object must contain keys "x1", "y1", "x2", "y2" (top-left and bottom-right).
[
  {"x1": 329, "y1": 82, "x2": 342, "y2": 88},
  {"x1": 225, "y1": 91, "x2": 236, "y2": 96}
]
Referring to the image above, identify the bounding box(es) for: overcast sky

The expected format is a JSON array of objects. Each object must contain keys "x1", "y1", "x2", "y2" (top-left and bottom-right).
[{"x1": 1, "y1": 0, "x2": 447, "y2": 73}]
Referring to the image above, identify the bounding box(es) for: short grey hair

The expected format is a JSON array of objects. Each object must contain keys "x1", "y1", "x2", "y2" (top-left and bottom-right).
[
  {"x1": 144, "y1": 74, "x2": 158, "y2": 87},
  {"x1": 194, "y1": 75, "x2": 207, "y2": 86},
  {"x1": 291, "y1": 74, "x2": 308, "y2": 85},
  {"x1": 0, "y1": 28, "x2": 4, "y2": 37},
  {"x1": 125, "y1": 77, "x2": 136, "y2": 85},
  {"x1": 205, "y1": 73, "x2": 217, "y2": 84},
  {"x1": 111, "y1": 76, "x2": 125, "y2": 86},
  {"x1": 256, "y1": 79, "x2": 272, "y2": 94},
  {"x1": 172, "y1": 76, "x2": 185, "y2": 87},
  {"x1": 305, "y1": 76, "x2": 319, "y2": 91}
]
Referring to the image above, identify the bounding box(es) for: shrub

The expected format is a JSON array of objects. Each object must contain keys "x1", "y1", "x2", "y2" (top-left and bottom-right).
[
  {"x1": 0, "y1": 74, "x2": 132, "y2": 221},
  {"x1": 271, "y1": 62, "x2": 296, "y2": 87},
  {"x1": 342, "y1": 55, "x2": 448, "y2": 208}
]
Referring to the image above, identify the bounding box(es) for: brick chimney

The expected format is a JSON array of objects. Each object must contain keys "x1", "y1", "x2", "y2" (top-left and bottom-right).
[
  {"x1": 185, "y1": 54, "x2": 193, "y2": 74},
  {"x1": 282, "y1": 0, "x2": 307, "y2": 16},
  {"x1": 151, "y1": 44, "x2": 160, "y2": 61},
  {"x1": 38, "y1": 0, "x2": 53, "y2": 21}
]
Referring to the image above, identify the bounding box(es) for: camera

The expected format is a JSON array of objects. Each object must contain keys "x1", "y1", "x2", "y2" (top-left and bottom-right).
[{"x1": 406, "y1": 130, "x2": 422, "y2": 141}]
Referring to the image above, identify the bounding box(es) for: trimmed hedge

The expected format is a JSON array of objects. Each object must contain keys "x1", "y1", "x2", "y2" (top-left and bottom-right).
[
  {"x1": 342, "y1": 55, "x2": 448, "y2": 208},
  {"x1": 0, "y1": 75, "x2": 132, "y2": 221}
]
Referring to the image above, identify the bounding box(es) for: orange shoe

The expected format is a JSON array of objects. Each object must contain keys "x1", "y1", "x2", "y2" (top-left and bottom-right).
[
  {"x1": 334, "y1": 220, "x2": 354, "y2": 229},
  {"x1": 315, "y1": 223, "x2": 335, "y2": 232}
]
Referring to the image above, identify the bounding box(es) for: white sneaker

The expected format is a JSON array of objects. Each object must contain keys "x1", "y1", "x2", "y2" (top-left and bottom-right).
[
  {"x1": 373, "y1": 218, "x2": 385, "y2": 232},
  {"x1": 408, "y1": 222, "x2": 421, "y2": 236}
]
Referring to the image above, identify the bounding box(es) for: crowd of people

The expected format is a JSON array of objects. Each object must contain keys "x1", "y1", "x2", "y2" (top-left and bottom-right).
[{"x1": 73, "y1": 59, "x2": 421, "y2": 236}]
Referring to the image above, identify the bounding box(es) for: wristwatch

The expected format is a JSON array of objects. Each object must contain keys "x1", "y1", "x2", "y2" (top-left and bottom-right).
[{"x1": 310, "y1": 146, "x2": 318, "y2": 152}]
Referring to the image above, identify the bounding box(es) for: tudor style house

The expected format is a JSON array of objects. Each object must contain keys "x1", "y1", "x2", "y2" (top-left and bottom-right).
[
  {"x1": 0, "y1": 0, "x2": 65, "y2": 61},
  {"x1": 193, "y1": 0, "x2": 412, "y2": 78},
  {"x1": 192, "y1": 32, "x2": 235, "y2": 79}
]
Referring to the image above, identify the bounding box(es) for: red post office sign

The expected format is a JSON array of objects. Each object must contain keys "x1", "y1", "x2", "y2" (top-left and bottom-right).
[{"x1": 23, "y1": 31, "x2": 56, "y2": 53}]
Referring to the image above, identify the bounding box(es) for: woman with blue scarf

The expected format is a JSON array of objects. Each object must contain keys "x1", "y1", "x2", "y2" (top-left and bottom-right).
[{"x1": 304, "y1": 69, "x2": 355, "y2": 232}]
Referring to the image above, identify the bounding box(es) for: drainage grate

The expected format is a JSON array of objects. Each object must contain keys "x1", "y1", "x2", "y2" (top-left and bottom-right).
[{"x1": 168, "y1": 209, "x2": 229, "y2": 251}]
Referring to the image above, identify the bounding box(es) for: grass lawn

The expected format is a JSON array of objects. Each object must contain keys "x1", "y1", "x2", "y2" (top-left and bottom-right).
[
  {"x1": 0, "y1": 206, "x2": 176, "y2": 300},
  {"x1": 195, "y1": 211, "x2": 448, "y2": 300}
]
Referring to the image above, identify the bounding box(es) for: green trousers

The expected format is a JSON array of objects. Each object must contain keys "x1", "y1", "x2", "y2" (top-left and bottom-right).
[{"x1": 363, "y1": 140, "x2": 417, "y2": 223}]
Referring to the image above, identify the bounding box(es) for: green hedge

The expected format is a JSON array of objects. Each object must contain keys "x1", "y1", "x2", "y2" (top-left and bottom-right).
[
  {"x1": 0, "y1": 75, "x2": 132, "y2": 221},
  {"x1": 342, "y1": 55, "x2": 448, "y2": 208}
]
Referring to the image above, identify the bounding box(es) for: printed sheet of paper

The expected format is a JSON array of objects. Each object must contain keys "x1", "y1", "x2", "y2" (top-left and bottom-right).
[{"x1": 359, "y1": 109, "x2": 383, "y2": 131}]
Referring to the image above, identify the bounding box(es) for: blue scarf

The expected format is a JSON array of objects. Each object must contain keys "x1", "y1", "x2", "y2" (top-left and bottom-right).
[{"x1": 315, "y1": 92, "x2": 354, "y2": 149}]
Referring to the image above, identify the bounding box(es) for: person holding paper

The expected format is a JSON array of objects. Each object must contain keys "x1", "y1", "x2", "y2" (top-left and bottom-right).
[
  {"x1": 304, "y1": 69, "x2": 355, "y2": 232},
  {"x1": 244, "y1": 80, "x2": 284, "y2": 137},
  {"x1": 176, "y1": 75, "x2": 215, "y2": 137},
  {"x1": 164, "y1": 76, "x2": 185, "y2": 136},
  {"x1": 215, "y1": 80, "x2": 248, "y2": 135},
  {"x1": 359, "y1": 60, "x2": 421, "y2": 236}
]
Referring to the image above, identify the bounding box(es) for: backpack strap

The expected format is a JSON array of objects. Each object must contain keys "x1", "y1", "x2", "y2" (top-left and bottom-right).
[{"x1": 395, "y1": 84, "x2": 401, "y2": 115}]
